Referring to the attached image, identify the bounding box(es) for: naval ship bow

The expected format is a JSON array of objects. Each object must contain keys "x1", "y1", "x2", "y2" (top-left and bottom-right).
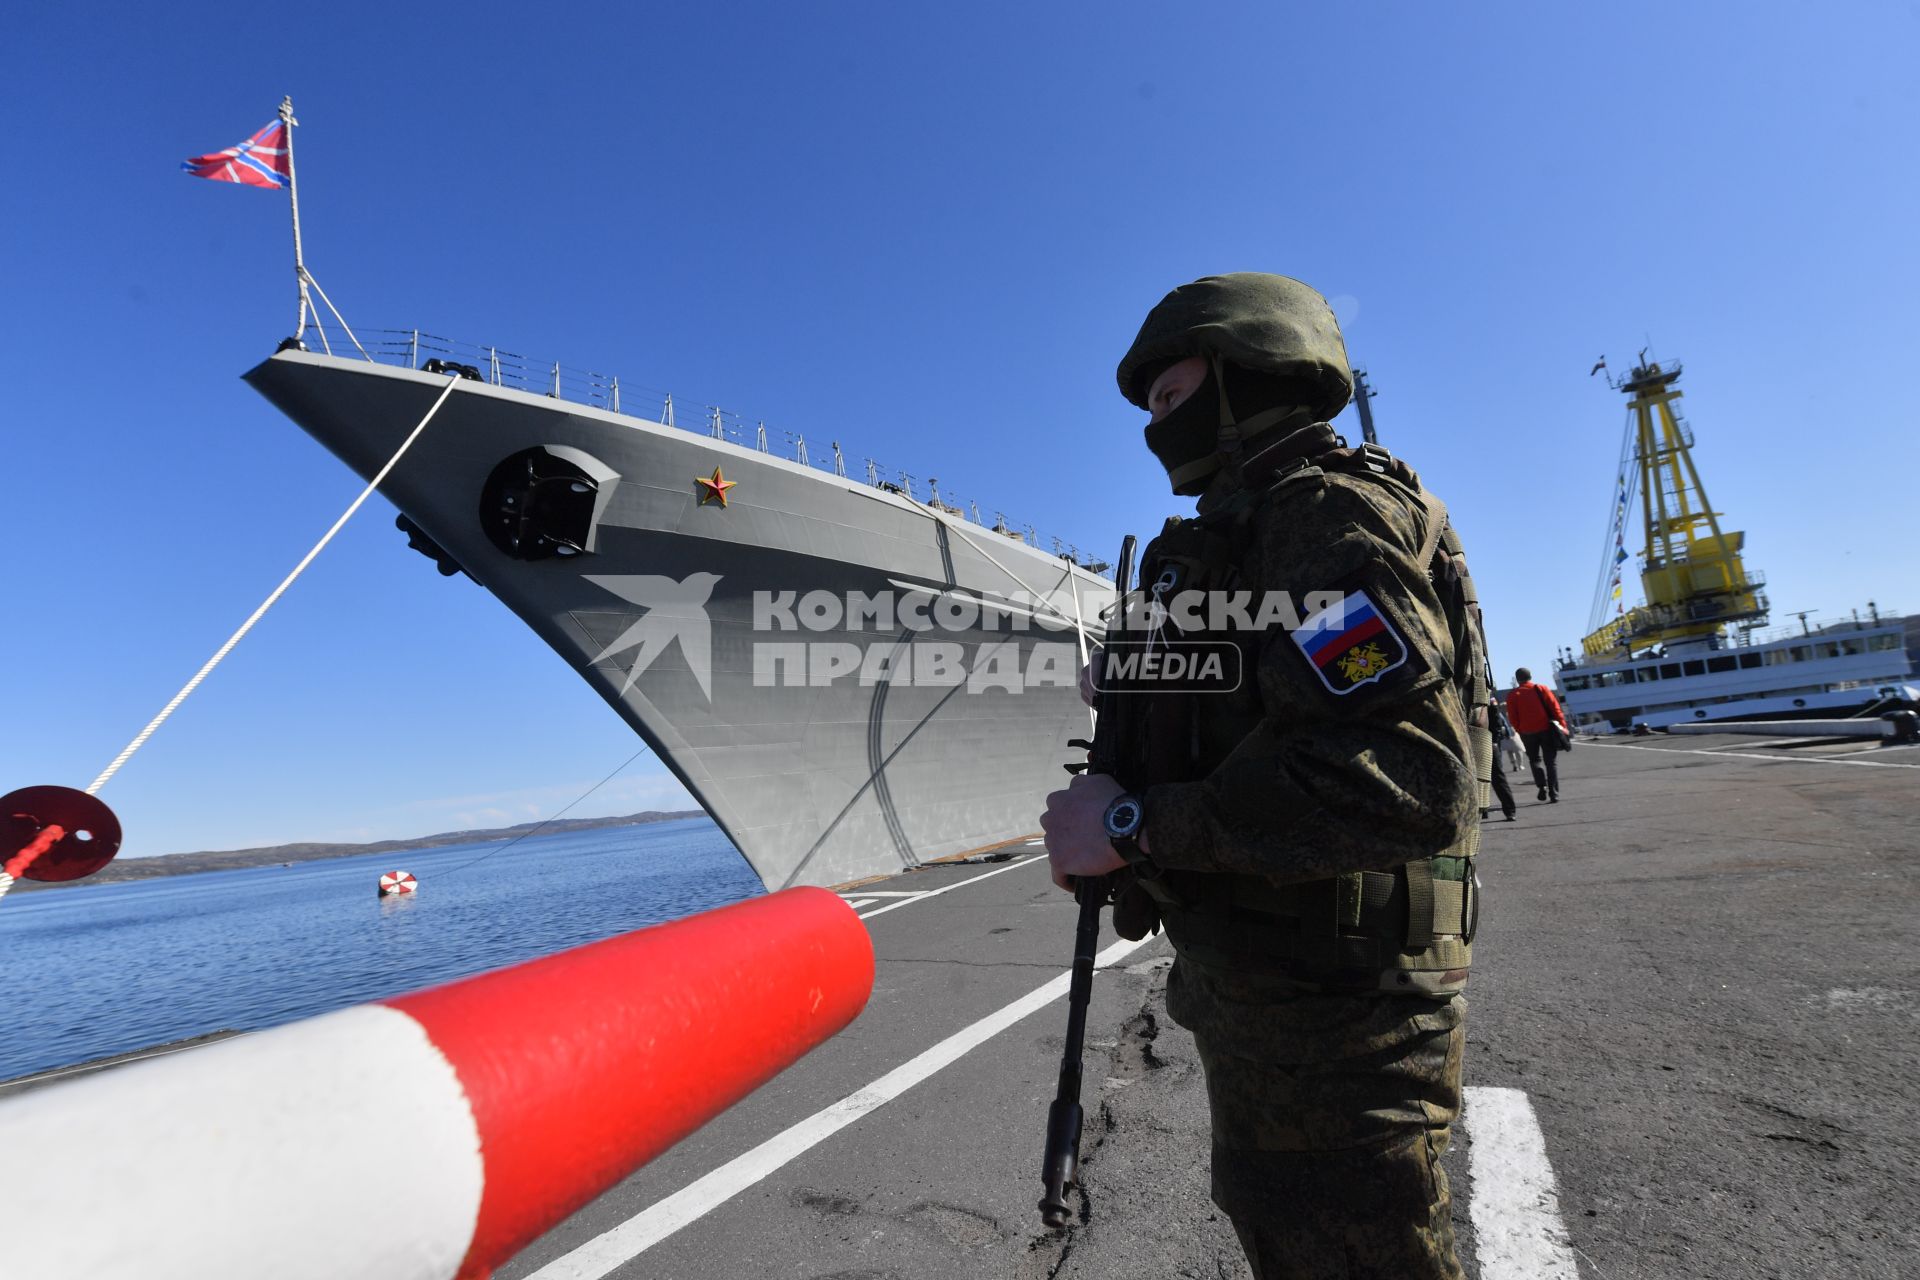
[{"x1": 247, "y1": 331, "x2": 1112, "y2": 892}]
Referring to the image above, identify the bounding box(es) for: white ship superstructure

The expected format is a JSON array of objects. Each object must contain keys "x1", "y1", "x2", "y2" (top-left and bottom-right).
[{"x1": 1560, "y1": 612, "x2": 1910, "y2": 731}]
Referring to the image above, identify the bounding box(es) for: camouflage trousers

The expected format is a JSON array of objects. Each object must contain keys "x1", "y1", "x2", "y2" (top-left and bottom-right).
[{"x1": 1166, "y1": 956, "x2": 1466, "y2": 1280}]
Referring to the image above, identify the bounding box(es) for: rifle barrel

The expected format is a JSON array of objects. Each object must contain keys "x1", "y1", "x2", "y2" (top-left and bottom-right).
[
  {"x1": 1037, "y1": 535, "x2": 1135, "y2": 1229},
  {"x1": 1038, "y1": 873, "x2": 1109, "y2": 1226}
]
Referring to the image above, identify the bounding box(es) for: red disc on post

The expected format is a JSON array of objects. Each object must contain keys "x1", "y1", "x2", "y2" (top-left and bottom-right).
[{"x1": 1, "y1": 786, "x2": 122, "y2": 881}]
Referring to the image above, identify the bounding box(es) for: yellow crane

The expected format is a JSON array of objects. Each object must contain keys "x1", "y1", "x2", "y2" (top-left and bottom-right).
[{"x1": 1582, "y1": 358, "x2": 1768, "y2": 659}]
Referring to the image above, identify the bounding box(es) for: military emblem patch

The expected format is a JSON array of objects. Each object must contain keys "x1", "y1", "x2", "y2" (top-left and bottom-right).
[{"x1": 1289, "y1": 589, "x2": 1410, "y2": 695}]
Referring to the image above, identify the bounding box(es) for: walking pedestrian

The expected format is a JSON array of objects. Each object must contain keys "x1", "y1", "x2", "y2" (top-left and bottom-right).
[
  {"x1": 1505, "y1": 667, "x2": 1568, "y2": 802},
  {"x1": 1485, "y1": 693, "x2": 1517, "y2": 820},
  {"x1": 1494, "y1": 698, "x2": 1523, "y2": 774}
]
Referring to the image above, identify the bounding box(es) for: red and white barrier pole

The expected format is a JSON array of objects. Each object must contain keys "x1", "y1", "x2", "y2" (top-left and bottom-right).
[{"x1": 0, "y1": 886, "x2": 872, "y2": 1280}]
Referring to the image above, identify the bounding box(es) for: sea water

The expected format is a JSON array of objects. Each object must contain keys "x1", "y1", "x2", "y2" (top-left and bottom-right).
[{"x1": 0, "y1": 818, "x2": 762, "y2": 1081}]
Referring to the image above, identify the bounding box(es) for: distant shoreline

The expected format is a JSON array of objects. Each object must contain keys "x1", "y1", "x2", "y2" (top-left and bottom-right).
[{"x1": 10, "y1": 810, "x2": 711, "y2": 893}]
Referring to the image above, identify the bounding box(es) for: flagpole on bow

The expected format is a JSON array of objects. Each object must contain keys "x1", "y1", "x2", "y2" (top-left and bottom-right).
[{"x1": 279, "y1": 95, "x2": 316, "y2": 344}]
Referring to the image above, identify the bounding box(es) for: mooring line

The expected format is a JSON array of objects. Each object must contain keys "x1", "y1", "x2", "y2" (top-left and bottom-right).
[
  {"x1": 87, "y1": 375, "x2": 463, "y2": 795},
  {"x1": 430, "y1": 745, "x2": 655, "y2": 879}
]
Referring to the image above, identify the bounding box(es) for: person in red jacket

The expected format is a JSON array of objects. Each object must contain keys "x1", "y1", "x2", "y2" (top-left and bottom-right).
[{"x1": 1505, "y1": 667, "x2": 1567, "y2": 802}]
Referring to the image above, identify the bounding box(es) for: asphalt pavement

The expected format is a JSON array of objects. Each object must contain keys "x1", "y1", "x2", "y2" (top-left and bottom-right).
[{"x1": 498, "y1": 731, "x2": 1918, "y2": 1280}]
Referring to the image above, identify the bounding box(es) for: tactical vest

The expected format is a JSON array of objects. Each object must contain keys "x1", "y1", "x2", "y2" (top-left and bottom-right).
[{"x1": 1121, "y1": 442, "x2": 1489, "y2": 997}]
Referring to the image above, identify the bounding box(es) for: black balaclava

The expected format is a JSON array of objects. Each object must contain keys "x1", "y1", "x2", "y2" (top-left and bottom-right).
[{"x1": 1143, "y1": 360, "x2": 1324, "y2": 497}]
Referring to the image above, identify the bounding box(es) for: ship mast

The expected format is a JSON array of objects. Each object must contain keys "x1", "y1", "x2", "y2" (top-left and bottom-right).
[
  {"x1": 1580, "y1": 357, "x2": 1768, "y2": 659},
  {"x1": 280, "y1": 96, "x2": 317, "y2": 344}
]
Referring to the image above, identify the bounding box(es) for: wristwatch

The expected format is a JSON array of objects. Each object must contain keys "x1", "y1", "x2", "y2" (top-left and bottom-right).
[{"x1": 1102, "y1": 792, "x2": 1152, "y2": 872}]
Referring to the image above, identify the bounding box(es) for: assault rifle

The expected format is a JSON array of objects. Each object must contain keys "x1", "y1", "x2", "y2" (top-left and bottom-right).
[{"x1": 1038, "y1": 533, "x2": 1136, "y2": 1230}]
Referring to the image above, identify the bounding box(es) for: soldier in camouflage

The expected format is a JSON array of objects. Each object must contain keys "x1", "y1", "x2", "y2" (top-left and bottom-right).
[{"x1": 1041, "y1": 274, "x2": 1487, "y2": 1280}]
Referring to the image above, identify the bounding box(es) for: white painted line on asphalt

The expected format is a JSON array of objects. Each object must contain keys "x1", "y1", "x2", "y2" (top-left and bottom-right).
[
  {"x1": 524, "y1": 933, "x2": 1154, "y2": 1279},
  {"x1": 1698, "y1": 735, "x2": 1920, "y2": 757},
  {"x1": 855, "y1": 854, "x2": 1046, "y2": 920},
  {"x1": 1465, "y1": 1086, "x2": 1580, "y2": 1280},
  {"x1": 1700, "y1": 738, "x2": 1818, "y2": 752},
  {"x1": 1585, "y1": 739, "x2": 1920, "y2": 769},
  {"x1": 1837, "y1": 740, "x2": 1920, "y2": 756}
]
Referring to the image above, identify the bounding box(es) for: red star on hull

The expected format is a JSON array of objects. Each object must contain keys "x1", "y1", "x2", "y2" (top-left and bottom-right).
[{"x1": 695, "y1": 466, "x2": 739, "y2": 508}]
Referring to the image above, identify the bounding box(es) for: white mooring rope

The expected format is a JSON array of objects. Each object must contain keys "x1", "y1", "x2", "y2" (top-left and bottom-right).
[{"x1": 86, "y1": 374, "x2": 464, "y2": 796}]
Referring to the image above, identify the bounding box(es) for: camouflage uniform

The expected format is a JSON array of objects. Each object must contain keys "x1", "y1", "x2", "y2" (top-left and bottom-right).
[{"x1": 1110, "y1": 275, "x2": 1483, "y2": 1280}]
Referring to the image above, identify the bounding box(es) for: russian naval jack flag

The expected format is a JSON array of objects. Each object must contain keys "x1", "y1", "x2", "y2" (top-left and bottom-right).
[
  {"x1": 1289, "y1": 588, "x2": 1410, "y2": 695},
  {"x1": 182, "y1": 117, "x2": 291, "y2": 189}
]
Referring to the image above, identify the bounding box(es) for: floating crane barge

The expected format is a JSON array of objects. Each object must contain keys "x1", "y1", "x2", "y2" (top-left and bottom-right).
[{"x1": 1556, "y1": 358, "x2": 1912, "y2": 731}]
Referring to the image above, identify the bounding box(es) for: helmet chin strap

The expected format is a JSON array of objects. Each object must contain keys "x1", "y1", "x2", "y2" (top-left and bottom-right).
[
  {"x1": 1211, "y1": 351, "x2": 1244, "y2": 465},
  {"x1": 1166, "y1": 351, "x2": 1305, "y2": 494}
]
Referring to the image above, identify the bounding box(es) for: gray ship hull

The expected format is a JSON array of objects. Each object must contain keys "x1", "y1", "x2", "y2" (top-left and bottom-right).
[{"x1": 245, "y1": 351, "x2": 1110, "y2": 891}]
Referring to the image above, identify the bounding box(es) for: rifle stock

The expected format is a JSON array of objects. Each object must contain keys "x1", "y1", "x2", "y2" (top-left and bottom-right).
[{"x1": 1038, "y1": 533, "x2": 1136, "y2": 1230}]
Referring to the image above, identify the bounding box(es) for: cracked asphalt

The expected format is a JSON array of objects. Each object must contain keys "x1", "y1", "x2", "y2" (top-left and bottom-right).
[{"x1": 497, "y1": 733, "x2": 1917, "y2": 1279}]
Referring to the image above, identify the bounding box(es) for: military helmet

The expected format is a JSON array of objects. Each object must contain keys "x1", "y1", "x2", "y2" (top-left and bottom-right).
[{"x1": 1115, "y1": 273, "x2": 1354, "y2": 420}]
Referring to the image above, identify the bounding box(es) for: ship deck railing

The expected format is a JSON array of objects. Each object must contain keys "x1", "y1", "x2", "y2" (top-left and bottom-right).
[
  {"x1": 294, "y1": 327, "x2": 1109, "y2": 576},
  {"x1": 1563, "y1": 602, "x2": 1901, "y2": 673},
  {"x1": 1733, "y1": 610, "x2": 1903, "y2": 648}
]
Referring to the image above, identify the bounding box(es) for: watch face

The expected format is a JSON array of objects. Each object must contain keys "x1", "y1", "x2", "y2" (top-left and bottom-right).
[{"x1": 1104, "y1": 797, "x2": 1142, "y2": 839}]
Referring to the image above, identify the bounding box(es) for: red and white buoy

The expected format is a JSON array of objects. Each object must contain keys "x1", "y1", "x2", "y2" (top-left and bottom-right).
[
  {"x1": 377, "y1": 870, "x2": 418, "y2": 897},
  {"x1": 0, "y1": 886, "x2": 873, "y2": 1280}
]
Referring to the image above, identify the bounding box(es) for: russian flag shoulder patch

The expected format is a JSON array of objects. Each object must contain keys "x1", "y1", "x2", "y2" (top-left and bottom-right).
[{"x1": 1288, "y1": 588, "x2": 1411, "y2": 695}]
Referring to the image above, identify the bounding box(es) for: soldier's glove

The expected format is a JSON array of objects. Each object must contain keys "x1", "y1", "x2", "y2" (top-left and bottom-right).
[{"x1": 1110, "y1": 871, "x2": 1163, "y2": 942}]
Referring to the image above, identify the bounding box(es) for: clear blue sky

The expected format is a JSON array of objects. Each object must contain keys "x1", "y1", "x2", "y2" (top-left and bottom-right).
[{"x1": 4, "y1": 3, "x2": 1916, "y2": 858}]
